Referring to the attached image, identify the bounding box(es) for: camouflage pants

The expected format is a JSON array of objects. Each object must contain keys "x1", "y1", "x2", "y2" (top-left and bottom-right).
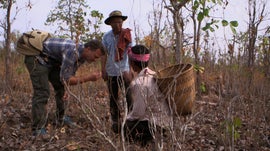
[{"x1": 24, "y1": 56, "x2": 65, "y2": 131}]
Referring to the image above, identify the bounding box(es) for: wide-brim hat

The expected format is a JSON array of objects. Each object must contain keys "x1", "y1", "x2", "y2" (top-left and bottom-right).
[{"x1": 105, "y1": 10, "x2": 127, "y2": 25}]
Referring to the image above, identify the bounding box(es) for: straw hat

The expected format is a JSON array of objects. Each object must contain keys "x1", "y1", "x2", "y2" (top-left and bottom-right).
[{"x1": 104, "y1": 10, "x2": 127, "y2": 25}]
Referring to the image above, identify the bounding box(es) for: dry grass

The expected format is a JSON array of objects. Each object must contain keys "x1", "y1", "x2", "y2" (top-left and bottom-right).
[{"x1": 0, "y1": 53, "x2": 270, "y2": 150}]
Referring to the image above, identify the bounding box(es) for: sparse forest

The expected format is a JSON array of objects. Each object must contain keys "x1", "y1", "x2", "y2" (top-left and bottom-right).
[{"x1": 0, "y1": 0, "x2": 270, "y2": 150}]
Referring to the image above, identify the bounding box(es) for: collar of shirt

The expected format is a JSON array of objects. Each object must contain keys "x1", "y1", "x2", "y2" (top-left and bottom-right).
[{"x1": 137, "y1": 67, "x2": 156, "y2": 77}]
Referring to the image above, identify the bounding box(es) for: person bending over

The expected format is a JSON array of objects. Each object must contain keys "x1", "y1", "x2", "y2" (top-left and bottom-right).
[
  {"x1": 125, "y1": 45, "x2": 172, "y2": 148},
  {"x1": 24, "y1": 38, "x2": 105, "y2": 140}
]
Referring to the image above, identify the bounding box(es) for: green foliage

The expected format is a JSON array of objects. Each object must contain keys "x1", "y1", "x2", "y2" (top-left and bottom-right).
[
  {"x1": 197, "y1": 12, "x2": 204, "y2": 21},
  {"x1": 203, "y1": 19, "x2": 238, "y2": 34},
  {"x1": 197, "y1": 8, "x2": 209, "y2": 21},
  {"x1": 221, "y1": 20, "x2": 228, "y2": 26},
  {"x1": 222, "y1": 117, "x2": 242, "y2": 140},
  {"x1": 192, "y1": 0, "x2": 219, "y2": 32},
  {"x1": 45, "y1": 0, "x2": 89, "y2": 38},
  {"x1": 230, "y1": 21, "x2": 238, "y2": 27},
  {"x1": 15, "y1": 65, "x2": 25, "y2": 75},
  {"x1": 193, "y1": 0, "x2": 210, "y2": 22},
  {"x1": 82, "y1": 10, "x2": 104, "y2": 41},
  {"x1": 192, "y1": 0, "x2": 200, "y2": 10},
  {"x1": 194, "y1": 64, "x2": 205, "y2": 73},
  {"x1": 45, "y1": 0, "x2": 104, "y2": 42},
  {"x1": 202, "y1": 19, "x2": 219, "y2": 32},
  {"x1": 192, "y1": 0, "x2": 239, "y2": 34},
  {"x1": 200, "y1": 82, "x2": 206, "y2": 93},
  {"x1": 221, "y1": 20, "x2": 239, "y2": 34},
  {"x1": 229, "y1": 21, "x2": 238, "y2": 34}
]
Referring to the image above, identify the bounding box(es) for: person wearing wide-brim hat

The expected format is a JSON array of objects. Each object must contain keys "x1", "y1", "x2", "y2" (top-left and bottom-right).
[
  {"x1": 101, "y1": 10, "x2": 133, "y2": 134},
  {"x1": 104, "y1": 10, "x2": 128, "y2": 25}
]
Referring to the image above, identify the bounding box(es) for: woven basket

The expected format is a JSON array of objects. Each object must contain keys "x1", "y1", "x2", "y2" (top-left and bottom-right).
[{"x1": 155, "y1": 64, "x2": 195, "y2": 116}]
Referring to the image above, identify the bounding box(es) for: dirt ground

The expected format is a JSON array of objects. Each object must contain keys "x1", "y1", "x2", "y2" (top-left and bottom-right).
[
  {"x1": 0, "y1": 62, "x2": 270, "y2": 150},
  {"x1": 0, "y1": 80, "x2": 270, "y2": 151}
]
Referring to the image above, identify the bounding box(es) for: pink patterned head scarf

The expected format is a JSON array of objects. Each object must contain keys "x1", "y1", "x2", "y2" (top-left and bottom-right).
[{"x1": 128, "y1": 47, "x2": 150, "y2": 62}]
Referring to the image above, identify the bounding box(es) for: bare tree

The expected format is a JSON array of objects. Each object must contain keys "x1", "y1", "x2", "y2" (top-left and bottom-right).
[
  {"x1": 0, "y1": 0, "x2": 16, "y2": 93},
  {"x1": 45, "y1": 0, "x2": 103, "y2": 42},
  {"x1": 0, "y1": 0, "x2": 33, "y2": 94},
  {"x1": 164, "y1": 0, "x2": 191, "y2": 63},
  {"x1": 247, "y1": 0, "x2": 267, "y2": 68},
  {"x1": 147, "y1": 2, "x2": 171, "y2": 67}
]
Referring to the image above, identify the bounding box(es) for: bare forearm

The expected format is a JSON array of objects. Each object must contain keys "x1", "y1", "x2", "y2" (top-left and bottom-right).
[
  {"x1": 67, "y1": 72, "x2": 101, "y2": 85},
  {"x1": 101, "y1": 55, "x2": 107, "y2": 71},
  {"x1": 67, "y1": 75, "x2": 92, "y2": 85},
  {"x1": 101, "y1": 55, "x2": 108, "y2": 81}
]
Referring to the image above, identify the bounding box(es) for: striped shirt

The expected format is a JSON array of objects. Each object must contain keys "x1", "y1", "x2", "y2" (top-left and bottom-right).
[
  {"x1": 102, "y1": 30, "x2": 131, "y2": 76},
  {"x1": 43, "y1": 38, "x2": 85, "y2": 82}
]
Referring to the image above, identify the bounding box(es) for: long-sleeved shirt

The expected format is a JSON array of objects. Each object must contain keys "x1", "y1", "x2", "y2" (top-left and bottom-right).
[
  {"x1": 102, "y1": 30, "x2": 131, "y2": 76},
  {"x1": 127, "y1": 67, "x2": 172, "y2": 128},
  {"x1": 43, "y1": 38, "x2": 85, "y2": 82}
]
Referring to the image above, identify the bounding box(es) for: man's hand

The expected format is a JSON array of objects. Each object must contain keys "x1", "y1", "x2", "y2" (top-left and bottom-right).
[
  {"x1": 123, "y1": 71, "x2": 133, "y2": 84},
  {"x1": 67, "y1": 72, "x2": 102, "y2": 85},
  {"x1": 90, "y1": 71, "x2": 102, "y2": 81},
  {"x1": 102, "y1": 70, "x2": 108, "y2": 81},
  {"x1": 62, "y1": 91, "x2": 69, "y2": 101}
]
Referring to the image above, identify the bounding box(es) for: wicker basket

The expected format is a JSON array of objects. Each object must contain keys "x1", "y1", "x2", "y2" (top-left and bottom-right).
[{"x1": 155, "y1": 64, "x2": 195, "y2": 116}]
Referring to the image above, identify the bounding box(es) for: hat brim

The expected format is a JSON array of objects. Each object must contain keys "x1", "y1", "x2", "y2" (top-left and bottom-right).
[{"x1": 105, "y1": 16, "x2": 128, "y2": 25}]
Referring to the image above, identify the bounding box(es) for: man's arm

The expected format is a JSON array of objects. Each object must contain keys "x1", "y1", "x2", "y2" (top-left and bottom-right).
[
  {"x1": 66, "y1": 72, "x2": 102, "y2": 85},
  {"x1": 101, "y1": 54, "x2": 108, "y2": 81}
]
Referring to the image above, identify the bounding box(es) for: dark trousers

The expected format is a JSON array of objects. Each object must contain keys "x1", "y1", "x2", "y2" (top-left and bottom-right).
[
  {"x1": 24, "y1": 56, "x2": 65, "y2": 131},
  {"x1": 125, "y1": 120, "x2": 167, "y2": 147},
  {"x1": 107, "y1": 76, "x2": 132, "y2": 123},
  {"x1": 124, "y1": 120, "x2": 153, "y2": 147}
]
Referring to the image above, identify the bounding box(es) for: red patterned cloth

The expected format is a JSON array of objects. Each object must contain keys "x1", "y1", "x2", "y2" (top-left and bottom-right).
[{"x1": 116, "y1": 28, "x2": 131, "y2": 61}]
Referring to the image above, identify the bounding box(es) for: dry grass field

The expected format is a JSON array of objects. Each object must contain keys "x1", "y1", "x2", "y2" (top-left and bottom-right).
[{"x1": 0, "y1": 52, "x2": 270, "y2": 151}]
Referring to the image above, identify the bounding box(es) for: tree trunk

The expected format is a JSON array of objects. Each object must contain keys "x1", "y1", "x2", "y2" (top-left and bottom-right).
[
  {"x1": 172, "y1": 11, "x2": 183, "y2": 64},
  {"x1": 247, "y1": 0, "x2": 266, "y2": 88},
  {"x1": 191, "y1": 0, "x2": 204, "y2": 96},
  {"x1": 166, "y1": 0, "x2": 190, "y2": 64},
  {"x1": 4, "y1": 0, "x2": 13, "y2": 94}
]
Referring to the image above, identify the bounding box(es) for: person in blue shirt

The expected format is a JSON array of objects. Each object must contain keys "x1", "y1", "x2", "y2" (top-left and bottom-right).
[
  {"x1": 101, "y1": 10, "x2": 133, "y2": 133},
  {"x1": 24, "y1": 38, "x2": 105, "y2": 140}
]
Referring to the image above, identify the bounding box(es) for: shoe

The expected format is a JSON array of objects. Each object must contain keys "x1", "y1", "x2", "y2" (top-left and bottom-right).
[
  {"x1": 62, "y1": 116, "x2": 77, "y2": 128},
  {"x1": 32, "y1": 128, "x2": 50, "y2": 141},
  {"x1": 33, "y1": 128, "x2": 47, "y2": 136}
]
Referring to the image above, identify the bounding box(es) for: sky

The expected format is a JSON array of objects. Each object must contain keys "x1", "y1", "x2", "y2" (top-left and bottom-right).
[
  {"x1": 10, "y1": 0, "x2": 154, "y2": 34},
  {"x1": 2, "y1": 0, "x2": 269, "y2": 45}
]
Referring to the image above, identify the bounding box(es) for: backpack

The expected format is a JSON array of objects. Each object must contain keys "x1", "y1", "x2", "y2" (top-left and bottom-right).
[{"x1": 16, "y1": 30, "x2": 52, "y2": 55}]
